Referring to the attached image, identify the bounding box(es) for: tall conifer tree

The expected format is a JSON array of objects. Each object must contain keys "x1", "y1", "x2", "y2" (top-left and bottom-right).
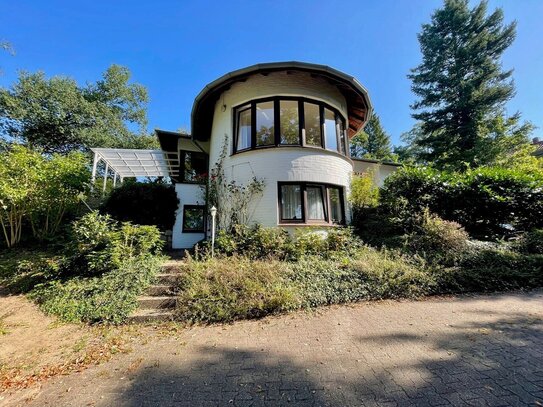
[{"x1": 409, "y1": 0, "x2": 517, "y2": 169}]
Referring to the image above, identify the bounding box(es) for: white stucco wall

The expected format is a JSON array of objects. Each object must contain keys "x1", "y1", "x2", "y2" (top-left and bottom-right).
[
  {"x1": 207, "y1": 71, "x2": 354, "y2": 229},
  {"x1": 172, "y1": 183, "x2": 206, "y2": 249},
  {"x1": 352, "y1": 160, "x2": 400, "y2": 187}
]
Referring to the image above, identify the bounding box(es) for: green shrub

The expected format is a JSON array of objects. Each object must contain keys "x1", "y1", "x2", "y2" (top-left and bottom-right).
[
  {"x1": 208, "y1": 224, "x2": 362, "y2": 260},
  {"x1": 349, "y1": 171, "x2": 379, "y2": 209},
  {"x1": 515, "y1": 229, "x2": 543, "y2": 255},
  {"x1": 406, "y1": 210, "x2": 469, "y2": 262},
  {"x1": 101, "y1": 182, "x2": 179, "y2": 230},
  {"x1": 380, "y1": 166, "x2": 543, "y2": 238},
  {"x1": 209, "y1": 224, "x2": 294, "y2": 260},
  {"x1": 175, "y1": 256, "x2": 299, "y2": 323},
  {"x1": 288, "y1": 248, "x2": 432, "y2": 308},
  {"x1": 434, "y1": 249, "x2": 543, "y2": 293},
  {"x1": 69, "y1": 212, "x2": 163, "y2": 275},
  {"x1": 30, "y1": 256, "x2": 161, "y2": 324}
]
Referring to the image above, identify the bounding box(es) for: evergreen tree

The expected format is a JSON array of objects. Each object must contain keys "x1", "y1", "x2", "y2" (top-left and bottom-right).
[
  {"x1": 409, "y1": 0, "x2": 519, "y2": 169},
  {"x1": 350, "y1": 114, "x2": 396, "y2": 161}
]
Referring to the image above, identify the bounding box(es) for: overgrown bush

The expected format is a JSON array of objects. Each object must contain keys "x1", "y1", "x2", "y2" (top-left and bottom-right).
[
  {"x1": 205, "y1": 224, "x2": 362, "y2": 260},
  {"x1": 406, "y1": 210, "x2": 469, "y2": 263},
  {"x1": 175, "y1": 256, "x2": 299, "y2": 323},
  {"x1": 101, "y1": 182, "x2": 178, "y2": 230},
  {"x1": 287, "y1": 248, "x2": 432, "y2": 308},
  {"x1": 515, "y1": 229, "x2": 543, "y2": 255},
  {"x1": 30, "y1": 256, "x2": 161, "y2": 324},
  {"x1": 69, "y1": 211, "x2": 163, "y2": 275},
  {"x1": 25, "y1": 212, "x2": 164, "y2": 323},
  {"x1": 435, "y1": 249, "x2": 543, "y2": 293},
  {"x1": 380, "y1": 166, "x2": 543, "y2": 238}
]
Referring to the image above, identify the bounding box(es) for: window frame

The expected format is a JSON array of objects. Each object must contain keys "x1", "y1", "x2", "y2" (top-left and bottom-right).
[
  {"x1": 182, "y1": 205, "x2": 206, "y2": 233},
  {"x1": 277, "y1": 182, "x2": 346, "y2": 226},
  {"x1": 180, "y1": 150, "x2": 208, "y2": 184},
  {"x1": 232, "y1": 96, "x2": 347, "y2": 156}
]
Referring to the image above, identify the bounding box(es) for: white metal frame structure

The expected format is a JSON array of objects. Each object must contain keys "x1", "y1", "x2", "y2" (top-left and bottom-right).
[{"x1": 90, "y1": 148, "x2": 179, "y2": 192}]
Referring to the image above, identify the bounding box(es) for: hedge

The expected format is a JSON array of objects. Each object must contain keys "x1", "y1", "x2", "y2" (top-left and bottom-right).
[{"x1": 380, "y1": 166, "x2": 543, "y2": 238}]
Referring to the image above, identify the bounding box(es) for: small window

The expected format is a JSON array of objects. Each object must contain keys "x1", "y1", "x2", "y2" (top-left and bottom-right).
[
  {"x1": 182, "y1": 151, "x2": 208, "y2": 183},
  {"x1": 236, "y1": 106, "x2": 251, "y2": 151},
  {"x1": 328, "y1": 187, "x2": 344, "y2": 224},
  {"x1": 256, "y1": 101, "x2": 275, "y2": 146},
  {"x1": 304, "y1": 102, "x2": 322, "y2": 147},
  {"x1": 279, "y1": 100, "x2": 299, "y2": 145},
  {"x1": 182, "y1": 205, "x2": 205, "y2": 233},
  {"x1": 280, "y1": 184, "x2": 302, "y2": 221},
  {"x1": 324, "y1": 108, "x2": 338, "y2": 152}
]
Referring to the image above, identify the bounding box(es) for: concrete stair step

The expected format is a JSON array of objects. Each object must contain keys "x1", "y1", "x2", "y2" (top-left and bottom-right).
[
  {"x1": 161, "y1": 261, "x2": 185, "y2": 274},
  {"x1": 146, "y1": 284, "x2": 177, "y2": 296},
  {"x1": 156, "y1": 273, "x2": 182, "y2": 285},
  {"x1": 128, "y1": 308, "x2": 174, "y2": 323},
  {"x1": 137, "y1": 295, "x2": 177, "y2": 309}
]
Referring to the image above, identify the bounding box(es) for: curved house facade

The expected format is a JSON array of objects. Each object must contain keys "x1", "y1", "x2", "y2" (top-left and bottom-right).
[{"x1": 155, "y1": 62, "x2": 398, "y2": 249}]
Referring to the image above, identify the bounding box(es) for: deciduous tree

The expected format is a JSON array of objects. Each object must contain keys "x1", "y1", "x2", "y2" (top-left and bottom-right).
[{"x1": 0, "y1": 65, "x2": 157, "y2": 153}]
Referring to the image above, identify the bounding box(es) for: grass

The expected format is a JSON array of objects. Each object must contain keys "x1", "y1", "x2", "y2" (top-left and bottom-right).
[{"x1": 175, "y1": 244, "x2": 543, "y2": 324}]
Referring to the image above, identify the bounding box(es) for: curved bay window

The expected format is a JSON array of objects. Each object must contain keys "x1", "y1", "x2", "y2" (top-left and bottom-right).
[
  {"x1": 234, "y1": 97, "x2": 348, "y2": 156},
  {"x1": 278, "y1": 182, "x2": 345, "y2": 225}
]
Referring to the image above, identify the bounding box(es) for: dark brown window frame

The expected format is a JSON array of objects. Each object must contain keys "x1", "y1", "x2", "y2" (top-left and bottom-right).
[
  {"x1": 182, "y1": 205, "x2": 206, "y2": 233},
  {"x1": 179, "y1": 150, "x2": 209, "y2": 184},
  {"x1": 277, "y1": 182, "x2": 346, "y2": 226},
  {"x1": 233, "y1": 96, "x2": 348, "y2": 156}
]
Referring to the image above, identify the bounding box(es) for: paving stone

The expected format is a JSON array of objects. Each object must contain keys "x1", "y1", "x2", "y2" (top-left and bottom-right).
[{"x1": 3, "y1": 290, "x2": 542, "y2": 407}]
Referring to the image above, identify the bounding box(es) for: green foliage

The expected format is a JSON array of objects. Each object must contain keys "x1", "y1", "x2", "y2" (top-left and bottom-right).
[
  {"x1": 0, "y1": 65, "x2": 156, "y2": 154},
  {"x1": 406, "y1": 209, "x2": 469, "y2": 263},
  {"x1": 435, "y1": 248, "x2": 543, "y2": 293},
  {"x1": 515, "y1": 229, "x2": 543, "y2": 255},
  {"x1": 350, "y1": 114, "x2": 397, "y2": 161},
  {"x1": 175, "y1": 246, "x2": 434, "y2": 323},
  {"x1": 349, "y1": 171, "x2": 379, "y2": 210},
  {"x1": 175, "y1": 256, "x2": 299, "y2": 323},
  {"x1": 21, "y1": 212, "x2": 163, "y2": 323},
  {"x1": 380, "y1": 165, "x2": 543, "y2": 238},
  {"x1": 70, "y1": 211, "x2": 163, "y2": 275},
  {"x1": 408, "y1": 0, "x2": 529, "y2": 170},
  {"x1": 205, "y1": 136, "x2": 265, "y2": 230},
  {"x1": 30, "y1": 256, "x2": 161, "y2": 324},
  {"x1": 288, "y1": 249, "x2": 432, "y2": 308},
  {"x1": 0, "y1": 146, "x2": 89, "y2": 247},
  {"x1": 205, "y1": 224, "x2": 362, "y2": 261},
  {"x1": 101, "y1": 182, "x2": 178, "y2": 230}
]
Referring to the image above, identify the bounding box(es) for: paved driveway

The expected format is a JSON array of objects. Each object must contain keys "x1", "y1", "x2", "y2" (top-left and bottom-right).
[{"x1": 6, "y1": 290, "x2": 543, "y2": 406}]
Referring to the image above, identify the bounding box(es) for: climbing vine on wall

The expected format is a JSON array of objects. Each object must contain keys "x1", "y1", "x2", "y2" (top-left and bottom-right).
[{"x1": 203, "y1": 136, "x2": 265, "y2": 231}]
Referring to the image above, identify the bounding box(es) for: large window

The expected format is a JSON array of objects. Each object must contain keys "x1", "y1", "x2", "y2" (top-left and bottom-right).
[
  {"x1": 181, "y1": 151, "x2": 208, "y2": 183},
  {"x1": 278, "y1": 182, "x2": 345, "y2": 225},
  {"x1": 233, "y1": 97, "x2": 347, "y2": 155}
]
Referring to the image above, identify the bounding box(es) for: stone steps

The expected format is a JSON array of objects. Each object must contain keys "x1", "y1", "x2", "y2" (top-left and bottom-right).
[
  {"x1": 129, "y1": 308, "x2": 174, "y2": 323},
  {"x1": 128, "y1": 260, "x2": 184, "y2": 323}
]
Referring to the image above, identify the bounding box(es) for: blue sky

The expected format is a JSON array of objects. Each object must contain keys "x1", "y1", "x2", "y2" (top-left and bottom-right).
[{"x1": 1, "y1": 0, "x2": 542, "y2": 145}]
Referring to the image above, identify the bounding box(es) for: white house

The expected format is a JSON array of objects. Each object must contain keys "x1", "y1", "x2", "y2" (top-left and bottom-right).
[{"x1": 91, "y1": 62, "x2": 400, "y2": 249}]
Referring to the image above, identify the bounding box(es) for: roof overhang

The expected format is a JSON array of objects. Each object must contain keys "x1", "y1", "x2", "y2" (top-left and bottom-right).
[
  {"x1": 90, "y1": 148, "x2": 178, "y2": 178},
  {"x1": 191, "y1": 61, "x2": 373, "y2": 142}
]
